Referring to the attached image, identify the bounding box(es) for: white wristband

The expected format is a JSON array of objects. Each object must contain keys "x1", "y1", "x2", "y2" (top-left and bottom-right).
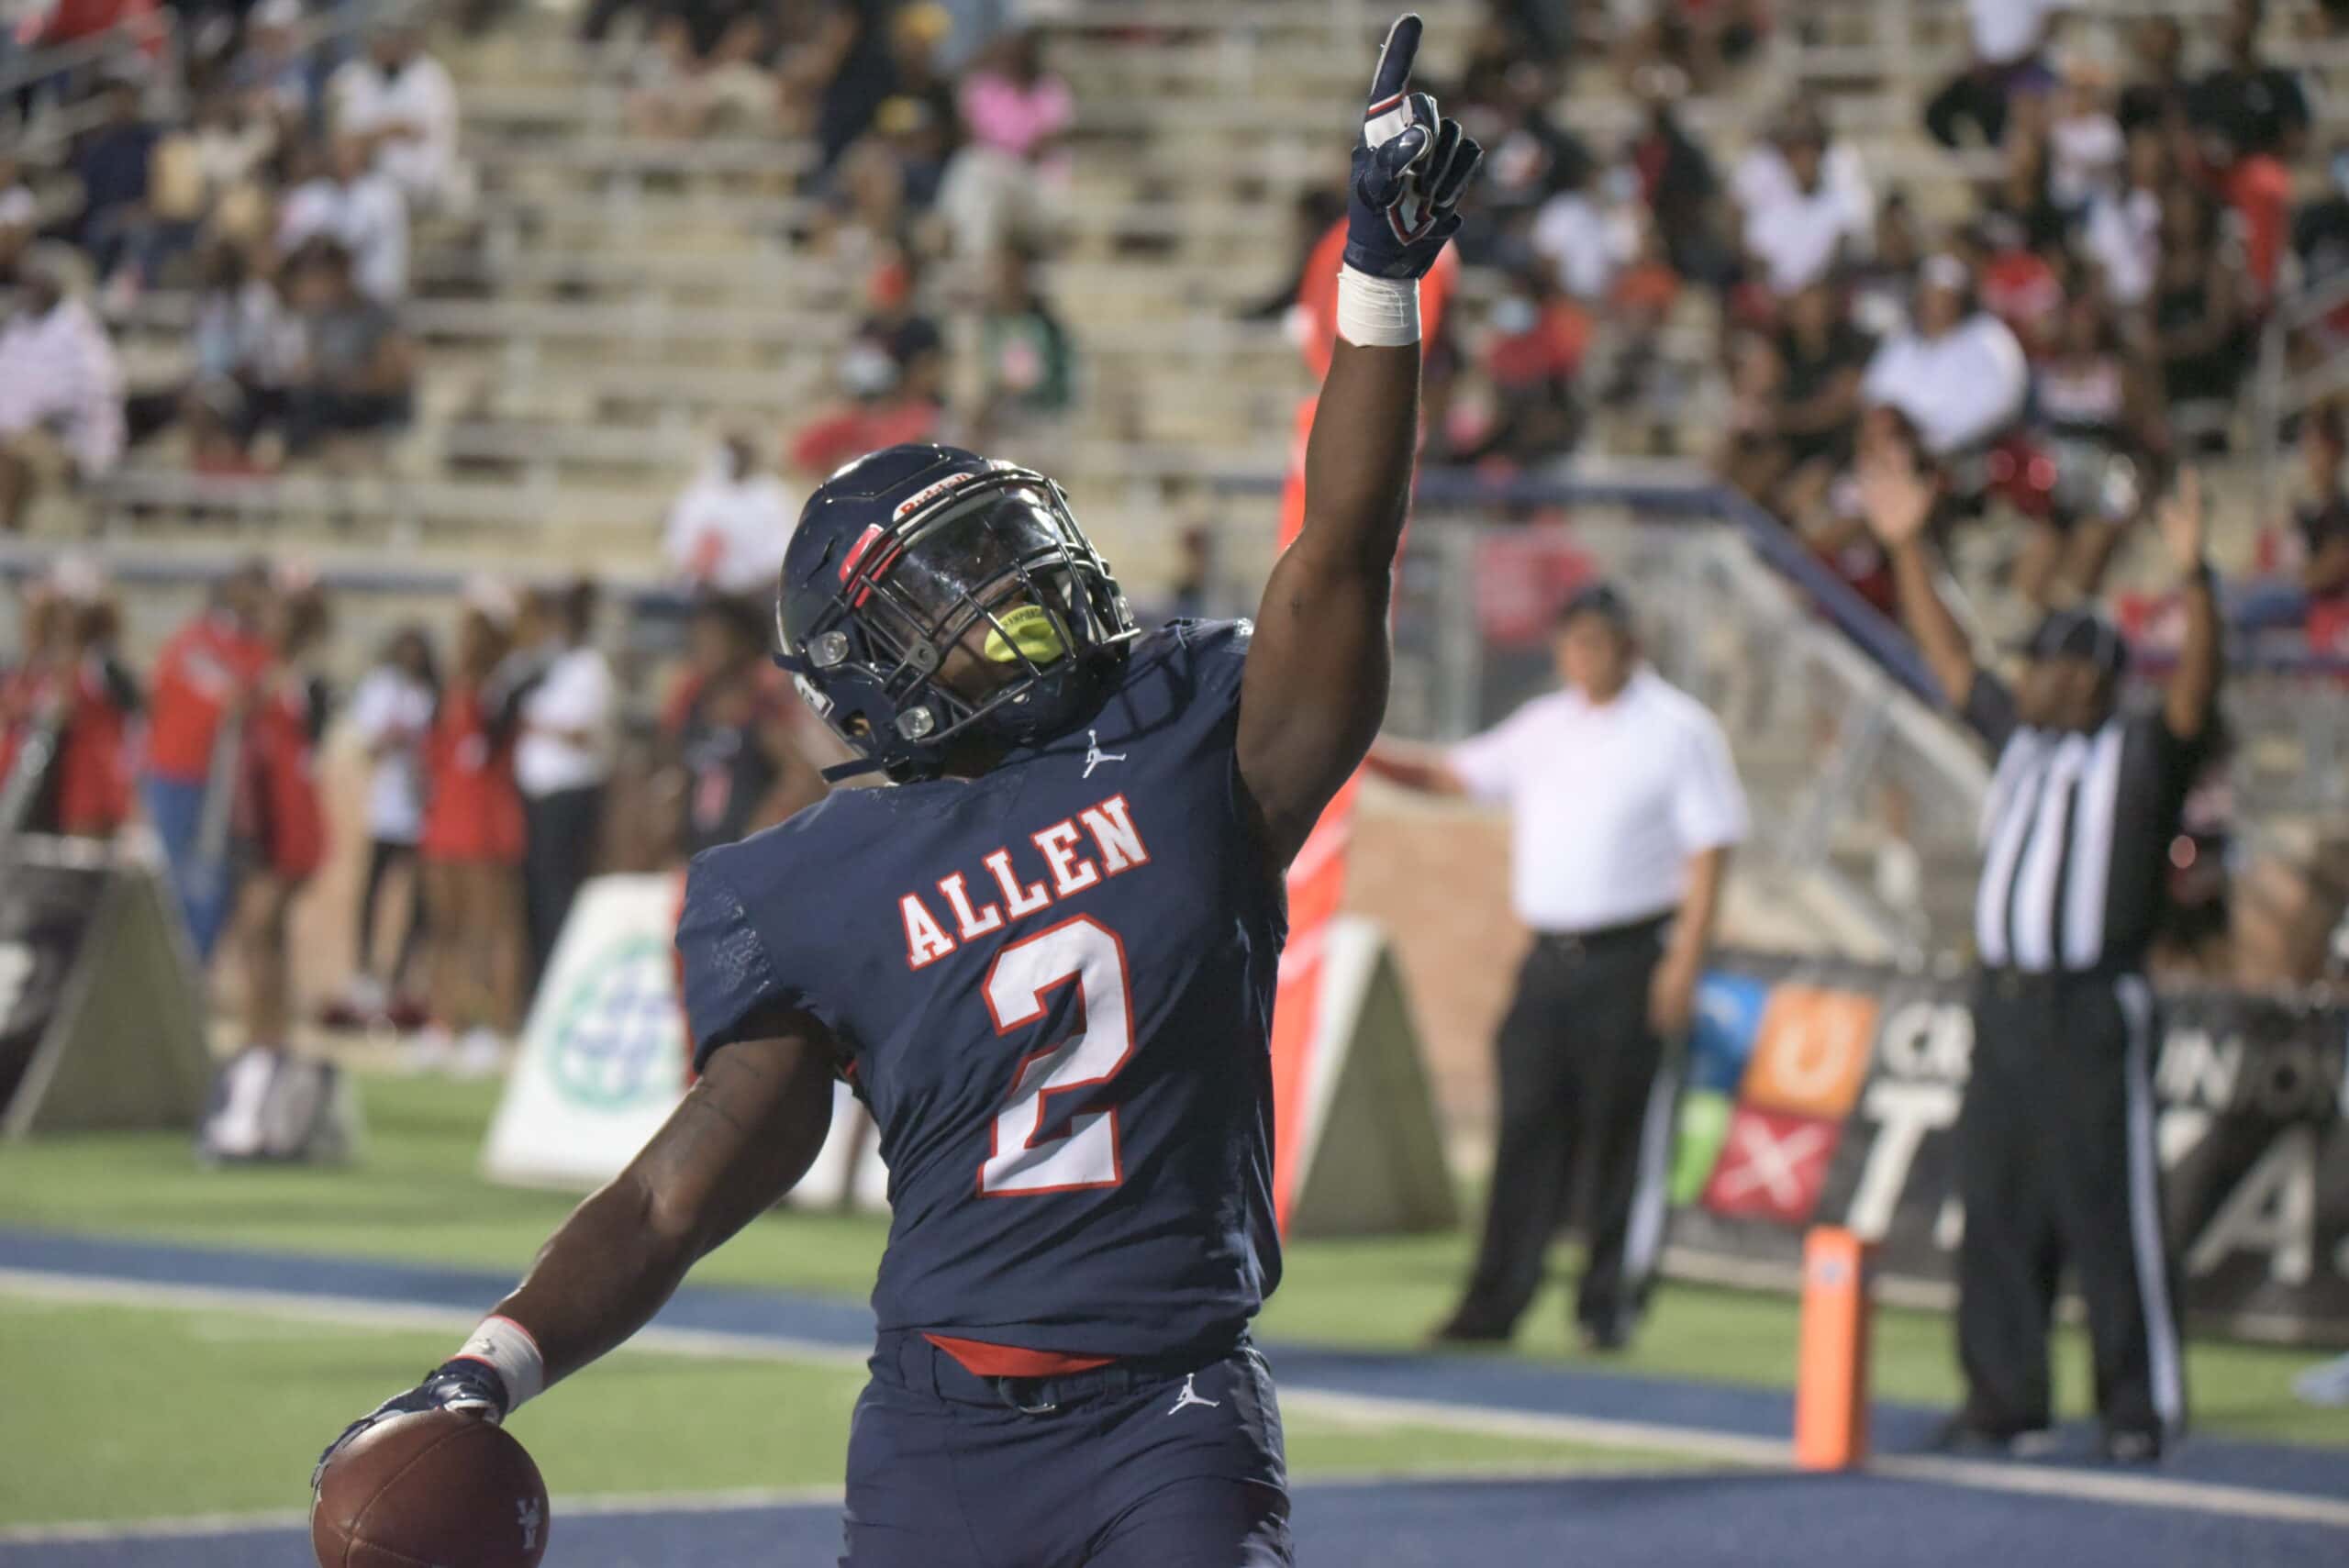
[
  {"x1": 1334, "y1": 266, "x2": 1420, "y2": 349},
  {"x1": 456, "y1": 1315, "x2": 547, "y2": 1412}
]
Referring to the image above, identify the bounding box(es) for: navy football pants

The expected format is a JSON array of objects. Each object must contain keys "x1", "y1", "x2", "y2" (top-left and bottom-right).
[{"x1": 842, "y1": 1333, "x2": 1293, "y2": 1568}]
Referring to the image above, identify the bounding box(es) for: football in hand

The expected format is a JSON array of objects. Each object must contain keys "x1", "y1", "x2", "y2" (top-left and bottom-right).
[{"x1": 312, "y1": 1409, "x2": 550, "y2": 1568}]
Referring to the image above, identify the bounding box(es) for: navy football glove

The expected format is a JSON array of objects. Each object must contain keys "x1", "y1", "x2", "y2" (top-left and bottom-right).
[
  {"x1": 1343, "y1": 14, "x2": 1483, "y2": 281},
  {"x1": 312, "y1": 1358, "x2": 508, "y2": 1495}
]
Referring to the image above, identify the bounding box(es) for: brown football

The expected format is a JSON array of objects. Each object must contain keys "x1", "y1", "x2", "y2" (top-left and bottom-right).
[{"x1": 312, "y1": 1409, "x2": 550, "y2": 1568}]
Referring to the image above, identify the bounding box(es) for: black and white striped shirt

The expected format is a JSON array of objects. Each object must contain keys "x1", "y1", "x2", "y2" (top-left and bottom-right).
[{"x1": 1965, "y1": 673, "x2": 2204, "y2": 974}]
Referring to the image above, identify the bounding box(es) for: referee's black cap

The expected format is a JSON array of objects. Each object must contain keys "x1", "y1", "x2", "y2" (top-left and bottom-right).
[
  {"x1": 2018, "y1": 606, "x2": 2129, "y2": 678},
  {"x1": 1557, "y1": 581, "x2": 1634, "y2": 633}
]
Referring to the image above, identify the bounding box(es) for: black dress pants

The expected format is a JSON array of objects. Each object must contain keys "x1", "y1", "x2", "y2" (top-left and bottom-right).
[
  {"x1": 521, "y1": 784, "x2": 606, "y2": 1000},
  {"x1": 1449, "y1": 918, "x2": 1681, "y2": 1342},
  {"x1": 1959, "y1": 969, "x2": 2187, "y2": 1441}
]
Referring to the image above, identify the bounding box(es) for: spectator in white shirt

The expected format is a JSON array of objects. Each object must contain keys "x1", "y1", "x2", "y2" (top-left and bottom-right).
[
  {"x1": 512, "y1": 579, "x2": 615, "y2": 996},
  {"x1": 1925, "y1": 0, "x2": 2064, "y2": 150},
  {"x1": 663, "y1": 433, "x2": 799, "y2": 597},
  {"x1": 1531, "y1": 161, "x2": 1630, "y2": 302},
  {"x1": 2046, "y1": 69, "x2": 2124, "y2": 215},
  {"x1": 277, "y1": 134, "x2": 409, "y2": 304},
  {"x1": 1862, "y1": 254, "x2": 2029, "y2": 459},
  {"x1": 1731, "y1": 106, "x2": 1874, "y2": 260},
  {"x1": 1368, "y1": 584, "x2": 1747, "y2": 1352},
  {"x1": 1739, "y1": 124, "x2": 1868, "y2": 297},
  {"x1": 340, "y1": 624, "x2": 439, "y2": 1021},
  {"x1": 0, "y1": 256, "x2": 126, "y2": 531},
  {"x1": 2083, "y1": 127, "x2": 2165, "y2": 308},
  {"x1": 328, "y1": 17, "x2": 463, "y2": 213}
]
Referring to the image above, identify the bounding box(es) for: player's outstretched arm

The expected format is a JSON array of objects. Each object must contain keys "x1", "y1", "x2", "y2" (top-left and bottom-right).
[
  {"x1": 1237, "y1": 14, "x2": 1480, "y2": 867},
  {"x1": 486, "y1": 1024, "x2": 835, "y2": 1379},
  {"x1": 315, "y1": 1025, "x2": 833, "y2": 1481}
]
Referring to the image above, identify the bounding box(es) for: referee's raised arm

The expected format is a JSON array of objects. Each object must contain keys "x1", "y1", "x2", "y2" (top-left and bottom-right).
[
  {"x1": 2155, "y1": 470, "x2": 2222, "y2": 745},
  {"x1": 1857, "y1": 434, "x2": 1978, "y2": 711}
]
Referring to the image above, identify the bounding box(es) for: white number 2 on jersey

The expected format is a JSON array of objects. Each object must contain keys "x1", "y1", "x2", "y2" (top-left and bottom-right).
[{"x1": 978, "y1": 916, "x2": 1135, "y2": 1196}]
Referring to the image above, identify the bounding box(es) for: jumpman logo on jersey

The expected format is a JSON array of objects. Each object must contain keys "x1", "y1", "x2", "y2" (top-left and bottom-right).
[
  {"x1": 1166, "y1": 1373, "x2": 1220, "y2": 1416},
  {"x1": 1084, "y1": 729, "x2": 1128, "y2": 779}
]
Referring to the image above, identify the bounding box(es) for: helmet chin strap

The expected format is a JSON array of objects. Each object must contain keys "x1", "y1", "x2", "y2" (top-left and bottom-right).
[{"x1": 820, "y1": 756, "x2": 890, "y2": 784}]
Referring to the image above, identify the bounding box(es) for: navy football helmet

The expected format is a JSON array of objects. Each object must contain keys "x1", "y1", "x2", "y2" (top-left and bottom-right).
[{"x1": 775, "y1": 444, "x2": 1138, "y2": 783}]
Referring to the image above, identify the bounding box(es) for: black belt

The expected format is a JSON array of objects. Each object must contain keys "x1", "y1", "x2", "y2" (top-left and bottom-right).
[
  {"x1": 1531, "y1": 911, "x2": 1673, "y2": 959},
  {"x1": 1978, "y1": 965, "x2": 2140, "y2": 998},
  {"x1": 874, "y1": 1329, "x2": 1242, "y2": 1416}
]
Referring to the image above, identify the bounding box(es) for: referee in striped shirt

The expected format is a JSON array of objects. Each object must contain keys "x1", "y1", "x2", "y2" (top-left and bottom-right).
[{"x1": 1861, "y1": 452, "x2": 2221, "y2": 1463}]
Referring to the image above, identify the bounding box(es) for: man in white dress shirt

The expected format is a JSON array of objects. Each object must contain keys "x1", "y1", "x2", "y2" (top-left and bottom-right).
[{"x1": 1369, "y1": 584, "x2": 1748, "y2": 1350}]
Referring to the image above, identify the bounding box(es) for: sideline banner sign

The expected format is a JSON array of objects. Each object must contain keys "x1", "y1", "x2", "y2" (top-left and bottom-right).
[
  {"x1": 1667, "y1": 953, "x2": 2349, "y2": 1343},
  {"x1": 484, "y1": 874, "x2": 693, "y2": 1189}
]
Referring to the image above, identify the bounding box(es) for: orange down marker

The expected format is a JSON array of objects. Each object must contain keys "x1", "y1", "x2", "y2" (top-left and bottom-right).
[{"x1": 1794, "y1": 1226, "x2": 1872, "y2": 1470}]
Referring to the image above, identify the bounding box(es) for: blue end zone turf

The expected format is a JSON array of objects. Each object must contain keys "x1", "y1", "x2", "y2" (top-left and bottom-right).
[{"x1": 5, "y1": 1476, "x2": 2344, "y2": 1568}]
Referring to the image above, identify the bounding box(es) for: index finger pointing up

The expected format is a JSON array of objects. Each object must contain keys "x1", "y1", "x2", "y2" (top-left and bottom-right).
[{"x1": 1366, "y1": 14, "x2": 1423, "y2": 113}]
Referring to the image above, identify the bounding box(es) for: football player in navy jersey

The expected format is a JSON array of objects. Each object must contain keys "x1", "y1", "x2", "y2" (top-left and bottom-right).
[{"x1": 317, "y1": 17, "x2": 1479, "y2": 1565}]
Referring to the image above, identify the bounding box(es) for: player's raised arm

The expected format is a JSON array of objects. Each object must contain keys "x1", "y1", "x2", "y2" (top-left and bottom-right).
[
  {"x1": 1236, "y1": 13, "x2": 1480, "y2": 867},
  {"x1": 314, "y1": 1021, "x2": 835, "y2": 1479}
]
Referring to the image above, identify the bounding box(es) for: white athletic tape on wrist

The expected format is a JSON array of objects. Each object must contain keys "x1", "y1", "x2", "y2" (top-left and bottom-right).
[
  {"x1": 456, "y1": 1315, "x2": 546, "y2": 1411},
  {"x1": 1335, "y1": 266, "x2": 1420, "y2": 348}
]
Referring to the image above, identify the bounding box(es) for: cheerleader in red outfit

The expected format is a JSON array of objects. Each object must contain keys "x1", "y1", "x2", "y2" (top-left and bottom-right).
[
  {"x1": 417, "y1": 588, "x2": 527, "y2": 1073},
  {"x1": 0, "y1": 567, "x2": 139, "y2": 839},
  {"x1": 232, "y1": 584, "x2": 330, "y2": 1039},
  {"x1": 202, "y1": 581, "x2": 331, "y2": 1162}
]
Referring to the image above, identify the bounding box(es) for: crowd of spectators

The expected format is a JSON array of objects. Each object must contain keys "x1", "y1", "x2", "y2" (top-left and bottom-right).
[
  {"x1": 616, "y1": 3, "x2": 1082, "y2": 590},
  {"x1": 0, "y1": 2, "x2": 460, "y2": 524},
  {"x1": 1421, "y1": 0, "x2": 2346, "y2": 646},
  {"x1": 4, "y1": 0, "x2": 1087, "y2": 539}
]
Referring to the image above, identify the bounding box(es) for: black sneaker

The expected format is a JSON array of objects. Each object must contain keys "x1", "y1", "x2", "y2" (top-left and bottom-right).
[
  {"x1": 1930, "y1": 1414, "x2": 2055, "y2": 1457},
  {"x1": 1426, "y1": 1313, "x2": 1513, "y2": 1347},
  {"x1": 2099, "y1": 1429, "x2": 2165, "y2": 1464},
  {"x1": 1577, "y1": 1322, "x2": 1630, "y2": 1354}
]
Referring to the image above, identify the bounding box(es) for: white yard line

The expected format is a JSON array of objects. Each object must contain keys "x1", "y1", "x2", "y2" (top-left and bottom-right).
[
  {"x1": 0, "y1": 1487, "x2": 852, "y2": 1547},
  {"x1": 4, "y1": 1269, "x2": 2344, "y2": 1544},
  {"x1": 0, "y1": 1268, "x2": 870, "y2": 1369},
  {"x1": 1870, "y1": 1453, "x2": 2349, "y2": 1531}
]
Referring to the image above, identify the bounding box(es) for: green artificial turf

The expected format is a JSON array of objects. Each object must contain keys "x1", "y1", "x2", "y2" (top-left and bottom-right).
[
  {"x1": 0, "y1": 1297, "x2": 1675, "y2": 1528},
  {"x1": 0, "y1": 1071, "x2": 2340, "y2": 1456}
]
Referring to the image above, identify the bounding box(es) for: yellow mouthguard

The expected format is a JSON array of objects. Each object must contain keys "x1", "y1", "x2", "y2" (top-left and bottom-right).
[{"x1": 982, "y1": 604, "x2": 1068, "y2": 664}]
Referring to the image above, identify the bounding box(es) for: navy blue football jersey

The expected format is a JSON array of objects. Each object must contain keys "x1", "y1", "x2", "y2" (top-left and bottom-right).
[{"x1": 677, "y1": 619, "x2": 1286, "y2": 1359}]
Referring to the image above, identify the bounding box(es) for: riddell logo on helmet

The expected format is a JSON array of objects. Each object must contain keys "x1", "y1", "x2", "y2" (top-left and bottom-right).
[{"x1": 893, "y1": 470, "x2": 983, "y2": 519}]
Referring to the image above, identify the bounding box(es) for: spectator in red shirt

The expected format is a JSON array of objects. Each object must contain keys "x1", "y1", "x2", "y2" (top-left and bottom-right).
[
  {"x1": 787, "y1": 348, "x2": 941, "y2": 477},
  {"x1": 417, "y1": 584, "x2": 527, "y2": 1074},
  {"x1": 143, "y1": 559, "x2": 273, "y2": 960}
]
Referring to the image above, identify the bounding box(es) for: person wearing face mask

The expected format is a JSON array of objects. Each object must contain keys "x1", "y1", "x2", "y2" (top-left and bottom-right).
[{"x1": 1860, "y1": 447, "x2": 2221, "y2": 1464}]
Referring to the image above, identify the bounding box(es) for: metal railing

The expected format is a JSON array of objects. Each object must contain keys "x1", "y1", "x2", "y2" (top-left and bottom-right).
[
  {"x1": 2255, "y1": 266, "x2": 2349, "y2": 531},
  {"x1": 1199, "y1": 469, "x2": 1989, "y2": 962},
  {"x1": 1390, "y1": 514, "x2": 1990, "y2": 967}
]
